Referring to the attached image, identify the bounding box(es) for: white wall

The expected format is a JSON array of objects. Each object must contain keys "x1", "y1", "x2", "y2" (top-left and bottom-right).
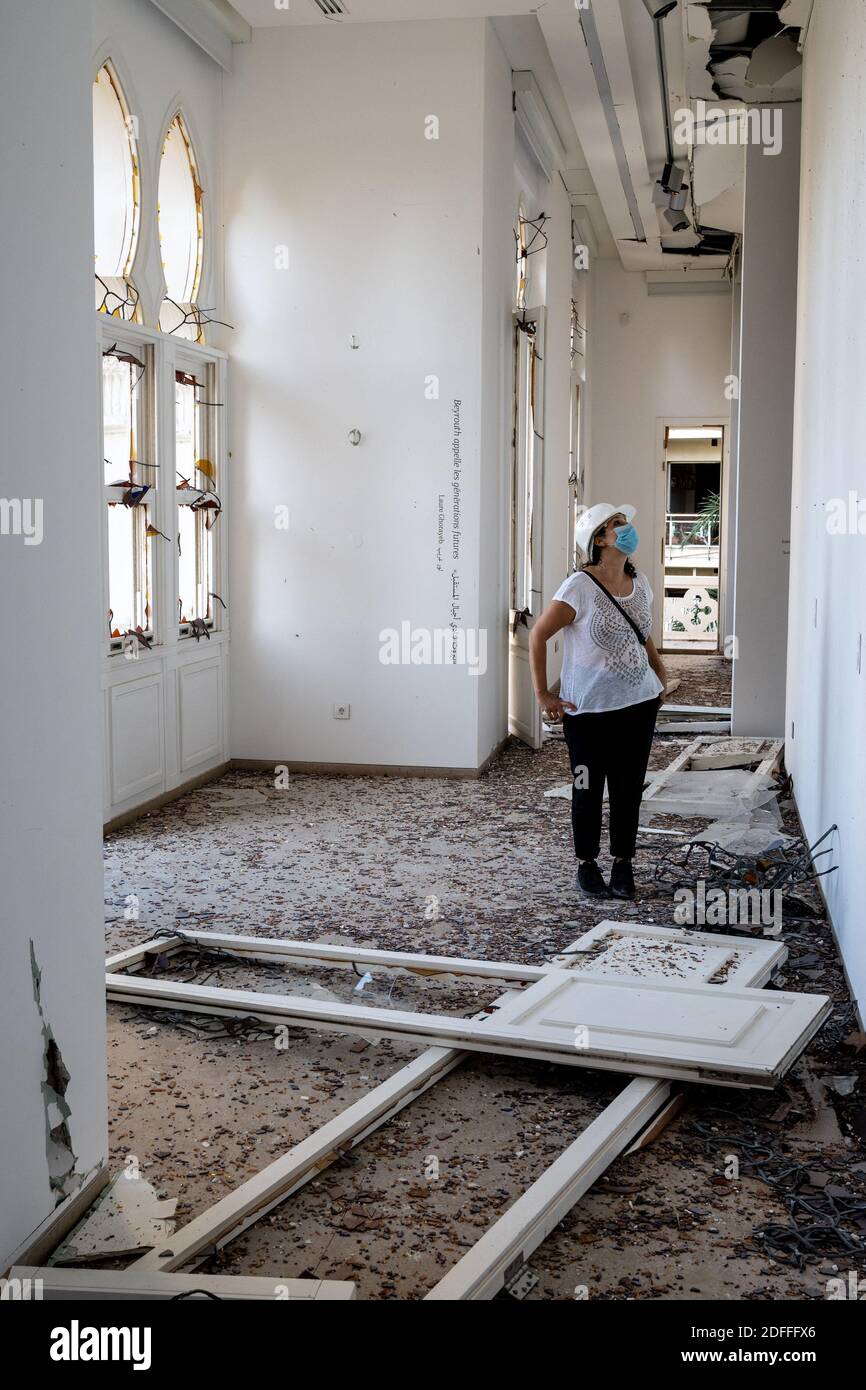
[
  {"x1": 787, "y1": 0, "x2": 866, "y2": 1009},
  {"x1": 225, "y1": 19, "x2": 516, "y2": 770},
  {"x1": 91, "y1": 0, "x2": 231, "y2": 824},
  {"x1": 0, "y1": 0, "x2": 106, "y2": 1267},
  {"x1": 731, "y1": 109, "x2": 801, "y2": 737},
  {"x1": 587, "y1": 262, "x2": 732, "y2": 641}
]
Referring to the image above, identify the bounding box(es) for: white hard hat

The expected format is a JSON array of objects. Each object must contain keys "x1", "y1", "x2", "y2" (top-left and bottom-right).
[{"x1": 575, "y1": 502, "x2": 637, "y2": 558}]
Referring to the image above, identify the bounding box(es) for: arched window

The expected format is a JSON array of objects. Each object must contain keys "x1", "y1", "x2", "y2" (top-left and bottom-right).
[
  {"x1": 158, "y1": 114, "x2": 204, "y2": 340},
  {"x1": 93, "y1": 63, "x2": 140, "y2": 320}
]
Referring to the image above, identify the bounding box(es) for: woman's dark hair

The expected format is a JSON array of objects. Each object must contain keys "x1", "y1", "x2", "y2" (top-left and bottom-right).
[{"x1": 583, "y1": 525, "x2": 637, "y2": 577}]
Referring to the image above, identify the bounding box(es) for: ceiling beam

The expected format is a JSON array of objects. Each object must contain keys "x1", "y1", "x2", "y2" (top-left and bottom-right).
[
  {"x1": 539, "y1": 2, "x2": 661, "y2": 270},
  {"x1": 148, "y1": 0, "x2": 251, "y2": 71}
]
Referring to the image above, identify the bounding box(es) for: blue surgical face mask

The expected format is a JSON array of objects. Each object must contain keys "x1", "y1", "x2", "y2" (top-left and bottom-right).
[{"x1": 612, "y1": 523, "x2": 639, "y2": 555}]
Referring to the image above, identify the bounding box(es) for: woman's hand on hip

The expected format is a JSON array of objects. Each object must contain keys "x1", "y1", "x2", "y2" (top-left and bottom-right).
[{"x1": 537, "y1": 690, "x2": 577, "y2": 721}]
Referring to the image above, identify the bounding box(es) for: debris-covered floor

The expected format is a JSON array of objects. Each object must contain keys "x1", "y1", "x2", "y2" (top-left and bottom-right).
[{"x1": 103, "y1": 655, "x2": 866, "y2": 1299}]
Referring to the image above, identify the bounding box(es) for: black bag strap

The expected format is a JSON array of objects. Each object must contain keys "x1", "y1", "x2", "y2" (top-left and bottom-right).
[{"x1": 582, "y1": 570, "x2": 647, "y2": 647}]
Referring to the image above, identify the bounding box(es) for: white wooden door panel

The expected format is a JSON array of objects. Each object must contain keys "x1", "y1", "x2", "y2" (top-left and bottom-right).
[
  {"x1": 109, "y1": 675, "x2": 164, "y2": 803},
  {"x1": 425, "y1": 922, "x2": 792, "y2": 1300},
  {"x1": 501, "y1": 973, "x2": 829, "y2": 1086},
  {"x1": 554, "y1": 921, "x2": 785, "y2": 989},
  {"x1": 178, "y1": 657, "x2": 222, "y2": 772}
]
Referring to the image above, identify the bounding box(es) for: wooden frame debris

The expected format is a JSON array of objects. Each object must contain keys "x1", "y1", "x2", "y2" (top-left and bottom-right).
[
  {"x1": 424, "y1": 1077, "x2": 670, "y2": 1300},
  {"x1": 132, "y1": 1042, "x2": 467, "y2": 1272},
  {"x1": 554, "y1": 921, "x2": 785, "y2": 989},
  {"x1": 424, "y1": 925, "x2": 789, "y2": 1300},
  {"x1": 8, "y1": 1265, "x2": 355, "y2": 1301},
  {"x1": 690, "y1": 738, "x2": 784, "y2": 774},
  {"x1": 659, "y1": 704, "x2": 732, "y2": 717},
  {"x1": 126, "y1": 924, "x2": 789, "y2": 1276},
  {"x1": 105, "y1": 955, "x2": 828, "y2": 1088},
  {"x1": 104, "y1": 924, "x2": 825, "y2": 1297},
  {"x1": 654, "y1": 720, "x2": 732, "y2": 734},
  {"x1": 642, "y1": 735, "x2": 784, "y2": 812},
  {"x1": 106, "y1": 932, "x2": 548, "y2": 984}
]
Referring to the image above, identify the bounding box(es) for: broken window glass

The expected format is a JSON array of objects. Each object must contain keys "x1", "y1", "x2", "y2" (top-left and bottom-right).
[
  {"x1": 93, "y1": 63, "x2": 140, "y2": 321},
  {"x1": 176, "y1": 367, "x2": 218, "y2": 632},
  {"x1": 158, "y1": 115, "x2": 205, "y2": 341}
]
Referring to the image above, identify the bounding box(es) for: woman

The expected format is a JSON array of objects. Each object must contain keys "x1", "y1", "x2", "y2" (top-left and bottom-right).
[{"x1": 529, "y1": 503, "x2": 669, "y2": 900}]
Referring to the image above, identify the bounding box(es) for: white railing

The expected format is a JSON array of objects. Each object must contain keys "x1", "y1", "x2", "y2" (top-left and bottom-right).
[{"x1": 665, "y1": 512, "x2": 719, "y2": 563}]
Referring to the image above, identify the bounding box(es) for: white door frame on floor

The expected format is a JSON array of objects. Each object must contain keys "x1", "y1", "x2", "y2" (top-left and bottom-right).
[
  {"x1": 9, "y1": 1266, "x2": 355, "y2": 1301},
  {"x1": 114, "y1": 924, "x2": 788, "y2": 1290},
  {"x1": 106, "y1": 962, "x2": 828, "y2": 1088},
  {"x1": 641, "y1": 735, "x2": 784, "y2": 809},
  {"x1": 424, "y1": 1075, "x2": 669, "y2": 1300}
]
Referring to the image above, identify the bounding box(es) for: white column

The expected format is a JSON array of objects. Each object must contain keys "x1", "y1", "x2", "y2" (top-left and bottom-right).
[
  {"x1": 731, "y1": 106, "x2": 801, "y2": 735},
  {"x1": 0, "y1": 0, "x2": 107, "y2": 1265}
]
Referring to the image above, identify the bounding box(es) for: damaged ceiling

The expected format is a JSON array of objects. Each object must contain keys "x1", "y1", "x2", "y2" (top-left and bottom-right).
[
  {"x1": 541, "y1": 0, "x2": 811, "y2": 275},
  {"x1": 665, "y1": 0, "x2": 812, "y2": 259},
  {"x1": 702, "y1": 0, "x2": 808, "y2": 103},
  {"x1": 219, "y1": 1, "x2": 815, "y2": 278}
]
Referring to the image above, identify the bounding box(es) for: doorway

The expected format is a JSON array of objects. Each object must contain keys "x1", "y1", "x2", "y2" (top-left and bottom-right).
[{"x1": 658, "y1": 424, "x2": 726, "y2": 654}]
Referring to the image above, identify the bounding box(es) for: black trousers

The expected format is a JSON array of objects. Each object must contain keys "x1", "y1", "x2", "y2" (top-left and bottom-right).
[{"x1": 562, "y1": 697, "x2": 659, "y2": 861}]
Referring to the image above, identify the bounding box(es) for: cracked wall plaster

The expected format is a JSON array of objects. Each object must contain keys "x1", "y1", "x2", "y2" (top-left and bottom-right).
[{"x1": 30, "y1": 941, "x2": 80, "y2": 1205}]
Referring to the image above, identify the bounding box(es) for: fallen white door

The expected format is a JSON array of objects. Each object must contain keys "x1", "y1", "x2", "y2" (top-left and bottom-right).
[
  {"x1": 487, "y1": 971, "x2": 828, "y2": 1088},
  {"x1": 553, "y1": 920, "x2": 784, "y2": 989},
  {"x1": 107, "y1": 964, "x2": 829, "y2": 1088},
  {"x1": 425, "y1": 921, "x2": 791, "y2": 1300},
  {"x1": 118, "y1": 923, "x2": 789, "y2": 1276}
]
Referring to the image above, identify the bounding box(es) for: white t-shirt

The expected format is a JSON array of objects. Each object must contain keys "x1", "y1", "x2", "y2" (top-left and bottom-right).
[{"x1": 552, "y1": 569, "x2": 663, "y2": 714}]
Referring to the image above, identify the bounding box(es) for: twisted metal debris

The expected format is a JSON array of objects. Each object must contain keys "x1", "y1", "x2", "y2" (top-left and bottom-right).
[
  {"x1": 654, "y1": 825, "x2": 838, "y2": 896},
  {"x1": 691, "y1": 1110, "x2": 866, "y2": 1270}
]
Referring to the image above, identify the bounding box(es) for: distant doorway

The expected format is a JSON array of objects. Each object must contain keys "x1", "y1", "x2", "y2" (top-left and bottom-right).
[{"x1": 660, "y1": 425, "x2": 724, "y2": 653}]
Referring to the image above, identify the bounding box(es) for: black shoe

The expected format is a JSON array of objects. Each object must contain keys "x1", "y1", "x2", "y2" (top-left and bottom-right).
[
  {"x1": 609, "y1": 859, "x2": 635, "y2": 899},
  {"x1": 577, "y1": 860, "x2": 608, "y2": 897}
]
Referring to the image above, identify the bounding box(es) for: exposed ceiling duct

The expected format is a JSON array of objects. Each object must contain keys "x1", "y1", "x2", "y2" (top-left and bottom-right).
[
  {"x1": 644, "y1": 2, "x2": 693, "y2": 235},
  {"x1": 661, "y1": 224, "x2": 737, "y2": 258},
  {"x1": 663, "y1": 0, "x2": 810, "y2": 260}
]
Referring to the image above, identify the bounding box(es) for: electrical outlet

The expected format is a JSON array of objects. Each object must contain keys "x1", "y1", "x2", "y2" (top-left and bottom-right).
[{"x1": 333, "y1": 703, "x2": 351, "y2": 720}]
